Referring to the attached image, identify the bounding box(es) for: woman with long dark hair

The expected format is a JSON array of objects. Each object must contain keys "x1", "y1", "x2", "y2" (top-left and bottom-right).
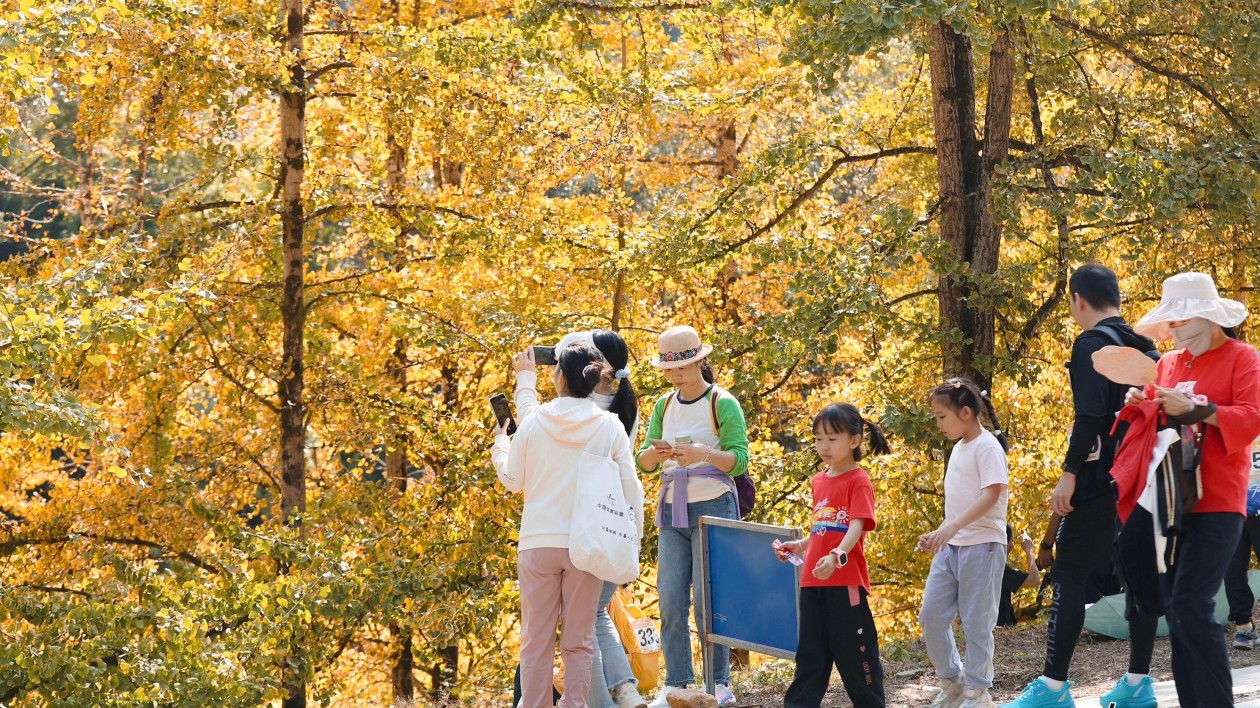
[
  {"x1": 513, "y1": 330, "x2": 646, "y2": 708},
  {"x1": 493, "y1": 344, "x2": 643, "y2": 708}
]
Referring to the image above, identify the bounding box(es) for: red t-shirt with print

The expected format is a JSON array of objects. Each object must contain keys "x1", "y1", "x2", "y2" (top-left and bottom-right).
[
  {"x1": 800, "y1": 467, "x2": 877, "y2": 590},
  {"x1": 1156, "y1": 338, "x2": 1260, "y2": 514}
]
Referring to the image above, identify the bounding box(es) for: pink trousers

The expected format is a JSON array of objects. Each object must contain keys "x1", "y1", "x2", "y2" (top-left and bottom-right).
[{"x1": 518, "y1": 547, "x2": 604, "y2": 708}]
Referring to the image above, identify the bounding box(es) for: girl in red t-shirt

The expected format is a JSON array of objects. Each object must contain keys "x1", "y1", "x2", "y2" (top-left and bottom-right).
[{"x1": 774, "y1": 403, "x2": 890, "y2": 708}]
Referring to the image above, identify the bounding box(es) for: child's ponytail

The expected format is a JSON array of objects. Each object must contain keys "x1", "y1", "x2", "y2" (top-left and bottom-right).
[
  {"x1": 929, "y1": 377, "x2": 1009, "y2": 452},
  {"x1": 812, "y1": 403, "x2": 893, "y2": 462},
  {"x1": 863, "y1": 418, "x2": 892, "y2": 457}
]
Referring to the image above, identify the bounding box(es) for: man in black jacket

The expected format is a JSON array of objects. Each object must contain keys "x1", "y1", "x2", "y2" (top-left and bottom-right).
[{"x1": 1003, "y1": 265, "x2": 1161, "y2": 708}]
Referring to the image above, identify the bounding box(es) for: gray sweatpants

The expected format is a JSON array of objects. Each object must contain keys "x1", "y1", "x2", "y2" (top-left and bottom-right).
[{"x1": 918, "y1": 542, "x2": 1004, "y2": 689}]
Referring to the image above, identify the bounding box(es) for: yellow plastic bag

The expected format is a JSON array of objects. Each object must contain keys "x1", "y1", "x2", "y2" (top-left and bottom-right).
[{"x1": 608, "y1": 586, "x2": 662, "y2": 693}]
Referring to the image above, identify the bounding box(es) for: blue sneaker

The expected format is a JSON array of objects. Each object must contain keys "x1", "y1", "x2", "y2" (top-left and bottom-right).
[
  {"x1": 1098, "y1": 675, "x2": 1157, "y2": 708},
  {"x1": 1000, "y1": 677, "x2": 1075, "y2": 707}
]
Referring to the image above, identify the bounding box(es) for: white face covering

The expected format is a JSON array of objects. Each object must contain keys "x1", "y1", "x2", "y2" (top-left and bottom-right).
[{"x1": 1172, "y1": 317, "x2": 1216, "y2": 355}]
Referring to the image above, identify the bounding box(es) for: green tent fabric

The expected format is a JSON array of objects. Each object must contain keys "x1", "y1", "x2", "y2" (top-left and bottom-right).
[{"x1": 1083, "y1": 570, "x2": 1260, "y2": 639}]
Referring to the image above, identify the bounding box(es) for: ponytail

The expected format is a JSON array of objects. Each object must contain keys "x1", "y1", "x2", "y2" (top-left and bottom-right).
[
  {"x1": 929, "y1": 377, "x2": 1009, "y2": 452},
  {"x1": 557, "y1": 344, "x2": 605, "y2": 399},
  {"x1": 700, "y1": 359, "x2": 715, "y2": 384},
  {"x1": 591, "y1": 329, "x2": 639, "y2": 436},
  {"x1": 812, "y1": 403, "x2": 894, "y2": 462}
]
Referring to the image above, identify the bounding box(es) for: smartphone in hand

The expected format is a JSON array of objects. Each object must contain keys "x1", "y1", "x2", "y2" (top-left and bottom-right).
[
  {"x1": 532, "y1": 346, "x2": 557, "y2": 366},
  {"x1": 648, "y1": 439, "x2": 673, "y2": 450},
  {"x1": 489, "y1": 393, "x2": 517, "y2": 436}
]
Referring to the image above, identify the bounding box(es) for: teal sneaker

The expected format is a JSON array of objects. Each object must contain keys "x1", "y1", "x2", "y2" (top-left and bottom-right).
[
  {"x1": 1098, "y1": 675, "x2": 1157, "y2": 708},
  {"x1": 1000, "y1": 677, "x2": 1075, "y2": 707}
]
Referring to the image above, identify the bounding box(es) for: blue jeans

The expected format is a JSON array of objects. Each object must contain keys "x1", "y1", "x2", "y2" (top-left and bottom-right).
[
  {"x1": 658, "y1": 493, "x2": 736, "y2": 687},
  {"x1": 1161, "y1": 512, "x2": 1243, "y2": 707},
  {"x1": 589, "y1": 581, "x2": 637, "y2": 707}
]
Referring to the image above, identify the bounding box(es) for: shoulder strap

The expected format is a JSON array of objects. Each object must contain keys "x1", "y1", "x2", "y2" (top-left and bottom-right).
[
  {"x1": 1092, "y1": 323, "x2": 1126, "y2": 348},
  {"x1": 1094, "y1": 323, "x2": 1160, "y2": 363},
  {"x1": 709, "y1": 387, "x2": 722, "y2": 431}
]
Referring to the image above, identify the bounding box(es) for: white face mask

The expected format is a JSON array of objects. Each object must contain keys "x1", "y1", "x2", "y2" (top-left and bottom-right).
[{"x1": 1172, "y1": 317, "x2": 1216, "y2": 356}]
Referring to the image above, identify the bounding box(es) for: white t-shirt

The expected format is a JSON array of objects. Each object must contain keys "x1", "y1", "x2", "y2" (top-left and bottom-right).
[{"x1": 943, "y1": 429, "x2": 1009, "y2": 546}]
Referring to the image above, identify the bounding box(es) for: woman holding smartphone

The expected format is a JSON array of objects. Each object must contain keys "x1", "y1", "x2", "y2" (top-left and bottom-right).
[
  {"x1": 493, "y1": 343, "x2": 643, "y2": 708},
  {"x1": 513, "y1": 330, "x2": 648, "y2": 708},
  {"x1": 636, "y1": 326, "x2": 750, "y2": 708}
]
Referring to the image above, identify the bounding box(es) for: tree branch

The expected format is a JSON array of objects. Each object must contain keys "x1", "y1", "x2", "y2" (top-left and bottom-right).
[
  {"x1": 552, "y1": 0, "x2": 711, "y2": 11},
  {"x1": 686, "y1": 145, "x2": 934, "y2": 266},
  {"x1": 0, "y1": 534, "x2": 222, "y2": 574},
  {"x1": 308, "y1": 60, "x2": 355, "y2": 85},
  {"x1": 1050, "y1": 14, "x2": 1251, "y2": 139}
]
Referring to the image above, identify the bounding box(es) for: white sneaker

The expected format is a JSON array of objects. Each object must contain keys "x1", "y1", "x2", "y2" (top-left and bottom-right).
[
  {"x1": 611, "y1": 680, "x2": 648, "y2": 708},
  {"x1": 714, "y1": 682, "x2": 736, "y2": 706},
  {"x1": 927, "y1": 677, "x2": 966, "y2": 708},
  {"x1": 646, "y1": 686, "x2": 682, "y2": 708},
  {"x1": 959, "y1": 686, "x2": 994, "y2": 708}
]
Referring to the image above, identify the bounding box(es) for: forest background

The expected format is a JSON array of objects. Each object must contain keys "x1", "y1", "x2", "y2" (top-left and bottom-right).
[{"x1": 1, "y1": 0, "x2": 1257, "y2": 704}]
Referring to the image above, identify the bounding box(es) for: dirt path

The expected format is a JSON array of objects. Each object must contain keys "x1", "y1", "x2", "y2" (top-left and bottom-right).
[{"x1": 735, "y1": 622, "x2": 1260, "y2": 707}]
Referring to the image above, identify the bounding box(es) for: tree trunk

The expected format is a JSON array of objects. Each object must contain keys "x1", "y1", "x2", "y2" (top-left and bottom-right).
[
  {"x1": 279, "y1": 0, "x2": 307, "y2": 705},
  {"x1": 391, "y1": 632, "x2": 415, "y2": 704},
  {"x1": 428, "y1": 643, "x2": 459, "y2": 702},
  {"x1": 926, "y1": 23, "x2": 1013, "y2": 390},
  {"x1": 385, "y1": 86, "x2": 417, "y2": 705},
  {"x1": 433, "y1": 156, "x2": 464, "y2": 189},
  {"x1": 715, "y1": 123, "x2": 740, "y2": 179}
]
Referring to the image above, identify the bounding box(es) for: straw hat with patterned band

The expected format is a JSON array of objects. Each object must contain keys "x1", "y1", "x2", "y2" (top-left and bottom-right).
[
  {"x1": 651, "y1": 325, "x2": 714, "y2": 370},
  {"x1": 1134, "y1": 271, "x2": 1249, "y2": 341}
]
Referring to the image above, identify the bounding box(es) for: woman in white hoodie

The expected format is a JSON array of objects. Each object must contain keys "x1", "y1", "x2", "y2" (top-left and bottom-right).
[
  {"x1": 494, "y1": 343, "x2": 644, "y2": 708},
  {"x1": 514, "y1": 330, "x2": 648, "y2": 708}
]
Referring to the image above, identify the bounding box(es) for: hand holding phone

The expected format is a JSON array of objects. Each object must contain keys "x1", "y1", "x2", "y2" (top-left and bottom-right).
[
  {"x1": 648, "y1": 439, "x2": 674, "y2": 450},
  {"x1": 489, "y1": 394, "x2": 517, "y2": 436}
]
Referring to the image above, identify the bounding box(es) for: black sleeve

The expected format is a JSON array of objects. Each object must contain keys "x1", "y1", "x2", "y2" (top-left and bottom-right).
[
  {"x1": 1002, "y1": 565, "x2": 1028, "y2": 594},
  {"x1": 1063, "y1": 334, "x2": 1114, "y2": 474}
]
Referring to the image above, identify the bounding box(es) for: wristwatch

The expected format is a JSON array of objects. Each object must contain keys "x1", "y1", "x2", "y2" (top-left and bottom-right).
[
  {"x1": 832, "y1": 549, "x2": 848, "y2": 567},
  {"x1": 1040, "y1": 541, "x2": 1053, "y2": 551}
]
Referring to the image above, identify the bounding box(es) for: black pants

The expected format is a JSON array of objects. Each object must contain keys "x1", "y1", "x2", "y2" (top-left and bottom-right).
[
  {"x1": 1163, "y1": 512, "x2": 1243, "y2": 707},
  {"x1": 1043, "y1": 494, "x2": 1157, "y2": 681},
  {"x1": 1225, "y1": 515, "x2": 1260, "y2": 624},
  {"x1": 784, "y1": 586, "x2": 885, "y2": 708}
]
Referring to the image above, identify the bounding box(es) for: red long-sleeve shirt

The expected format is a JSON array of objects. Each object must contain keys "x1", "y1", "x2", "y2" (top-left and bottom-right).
[{"x1": 1155, "y1": 338, "x2": 1260, "y2": 514}]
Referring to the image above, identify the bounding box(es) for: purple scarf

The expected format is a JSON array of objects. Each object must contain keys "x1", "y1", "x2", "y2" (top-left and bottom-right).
[{"x1": 655, "y1": 464, "x2": 736, "y2": 528}]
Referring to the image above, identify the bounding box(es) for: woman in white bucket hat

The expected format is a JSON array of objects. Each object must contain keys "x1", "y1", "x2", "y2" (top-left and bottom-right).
[
  {"x1": 635, "y1": 326, "x2": 750, "y2": 707},
  {"x1": 1125, "y1": 271, "x2": 1260, "y2": 706}
]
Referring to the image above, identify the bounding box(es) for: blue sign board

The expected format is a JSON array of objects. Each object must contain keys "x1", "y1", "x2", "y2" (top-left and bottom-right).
[{"x1": 698, "y1": 517, "x2": 802, "y2": 691}]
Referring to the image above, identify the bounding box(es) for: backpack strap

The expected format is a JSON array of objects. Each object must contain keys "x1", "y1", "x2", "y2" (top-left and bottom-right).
[
  {"x1": 709, "y1": 386, "x2": 722, "y2": 432},
  {"x1": 661, "y1": 386, "x2": 723, "y2": 435},
  {"x1": 1094, "y1": 323, "x2": 1160, "y2": 363}
]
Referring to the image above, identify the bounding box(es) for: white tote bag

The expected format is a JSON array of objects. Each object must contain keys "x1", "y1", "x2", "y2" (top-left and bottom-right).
[{"x1": 569, "y1": 431, "x2": 640, "y2": 584}]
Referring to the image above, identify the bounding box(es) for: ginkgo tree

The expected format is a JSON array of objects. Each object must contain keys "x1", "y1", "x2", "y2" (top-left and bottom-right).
[{"x1": 0, "y1": 0, "x2": 1257, "y2": 704}]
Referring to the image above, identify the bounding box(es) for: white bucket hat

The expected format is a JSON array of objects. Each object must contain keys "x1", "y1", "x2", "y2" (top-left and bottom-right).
[
  {"x1": 555, "y1": 331, "x2": 597, "y2": 358},
  {"x1": 1134, "y1": 272, "x2": 1249, "y2": 341},
  {"x1": 651, "y1": 325, "x2": 713, "y2": 369}
]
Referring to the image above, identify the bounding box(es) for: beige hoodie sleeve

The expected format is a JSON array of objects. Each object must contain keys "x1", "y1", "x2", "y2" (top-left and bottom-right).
[
  {"x1": 492, "y1": 429, "x2": 527, "y2": 494},
  {"x1": 514, "y1": 370, "x2": 541, "y2": 421}
]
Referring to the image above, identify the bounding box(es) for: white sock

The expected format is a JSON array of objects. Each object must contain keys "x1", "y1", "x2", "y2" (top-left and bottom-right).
[
  {"x1": 1125, "y1": 673, "x2": 1148, "y2": 686},
  {"x1": 1041, "y1": 677, "x2": 1065, "y2": 691}
]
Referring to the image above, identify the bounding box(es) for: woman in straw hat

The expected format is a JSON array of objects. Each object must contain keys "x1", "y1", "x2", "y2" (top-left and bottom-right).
[
  {"x1": 1123, "y1": 271, "x2": 1260, "y2": 707},
  {"x1": 635, "y1": 326, "x2": 750, "y2": 708}
]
